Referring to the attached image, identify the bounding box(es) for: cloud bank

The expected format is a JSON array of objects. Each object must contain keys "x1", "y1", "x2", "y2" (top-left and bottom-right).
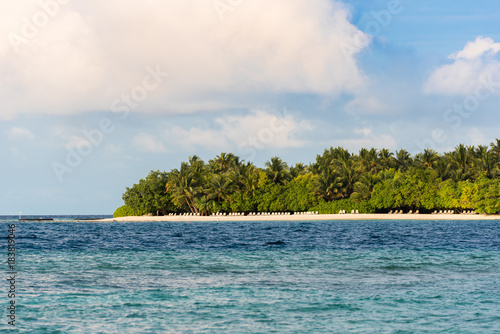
[
  {"x1": 162, "y1": 109, "x2": 311, "y2": 153},
  {"x1": 424, "y1": 36, "x2": 500, "y2": 95},
  {"x1": 0, "y1": 0, "x2": 368, "y2": 119}
]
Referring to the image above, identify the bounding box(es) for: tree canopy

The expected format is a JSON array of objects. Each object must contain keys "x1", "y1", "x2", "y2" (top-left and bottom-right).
[{"x1": 114, "y1": 140, "x2": 500, "y2": 217}]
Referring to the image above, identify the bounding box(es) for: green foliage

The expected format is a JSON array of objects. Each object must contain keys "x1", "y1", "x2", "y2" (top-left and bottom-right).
[
  {"x1": 255, "y1": 183, "x2": 286, "y2": 212},
  {"x1": 123, "y1": 170, "x2": 176, "y2": 215},
  {"x1": 473, "y1": 177, "x2": 500, "y2": 214},
  {"x1": 283, "y1": 174, "x2": 319, "y2": 212},
  {"x1": 437, "y1": 179, "x2": 460, "y2": 209},
  {"x1": 113, "y1": 205, "x2": 141, "y2": 218},
  {"x1": 457, "y1": 181, "x2": 478, "y2": 210},
  {"x1": 119, "y1": 139, "x2": 500, "y2": 216},
  {"x1": 312, "y1": 198, "x2": 375, "y2": 214},
  {"x1": 265, "y1": 157, "x2": 291, "y2": 185},
  {"x1": 369, "y1": 169, "x2": 440, "y2": 210}
]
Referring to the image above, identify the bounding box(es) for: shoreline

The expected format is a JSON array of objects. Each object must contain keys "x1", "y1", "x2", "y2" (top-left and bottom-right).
[{"x1": 98, "y1": 213, "x2": 500, "y2": 222}]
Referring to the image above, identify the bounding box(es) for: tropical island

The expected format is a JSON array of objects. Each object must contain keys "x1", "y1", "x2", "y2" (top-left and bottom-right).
[{"x1": 113, "y1": 140, "x2": 500, "y2": 218}]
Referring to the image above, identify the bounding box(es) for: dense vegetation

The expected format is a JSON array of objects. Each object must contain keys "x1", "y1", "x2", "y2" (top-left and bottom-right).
[{"x1": 114, "y1": 140, "x2": 500, "y2": 217}]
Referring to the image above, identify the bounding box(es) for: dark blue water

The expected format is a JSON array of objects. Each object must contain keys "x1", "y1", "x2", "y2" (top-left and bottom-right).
[{"x1": 2, "y1": 217, "x2": 500, "y2": 333}]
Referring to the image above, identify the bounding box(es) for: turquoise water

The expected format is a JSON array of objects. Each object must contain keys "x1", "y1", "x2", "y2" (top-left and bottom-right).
[{"x1": 2, "y1": 217, "x2": 500, "y2": 333}]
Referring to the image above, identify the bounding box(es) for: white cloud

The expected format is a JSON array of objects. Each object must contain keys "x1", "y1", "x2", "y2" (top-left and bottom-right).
[
  {"x1": 0, "y1": 0, "x2": 368, "y2": 119},
  {"x1": 9, "y1": 126, "x2": 35, "y2": 140},
  {"x1": 166, "y1": 127, "x2": 229, "y2": 152},
  {"x1": 424, "y1": 36, "x2": 500, "y2": 95},
  {"x1": 163, "y1": 109, "x2": 312, "y2": 152},
  {"x1": 132, "y1": 133, "x2": 167, "y2": 153},
  {"x1": 449, "y1": 36, "x2": 500, "y2": 60}
]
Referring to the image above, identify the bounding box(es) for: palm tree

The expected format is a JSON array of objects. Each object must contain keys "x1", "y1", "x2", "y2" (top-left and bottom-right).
[
  {"x1": 214, "y1": 153, "x2": 233, "y2": 173},
  {"x1": 394, "y1": 149, "x2": 413, "y2": 172},
  {"x1": 473, "y1": 145, "x2": 497, "y2": 179},
  {"x1": 308, "y1": 162, "x2": 322, "y2": 175},
  {"x1": 490, "y1": 139, "x2": 500, "y2": 173},
  {"x1": 188, "y1": 155, "x2": 205, "y2": 175},
  {"x1": 435, "y1": 155, "x2": 452, "y2": 180},
  {"x1": 378, "y1": 148, "x2": 394, "y2": 170},
  {"x1": 231, "y1": 162, "x2": 258, "y2": 196},
  {"x1": 265, "y1": 157, "x2": 291, "y2": 185},
  {"x1": 416, "y1": 148, "x2": 439, "y2": 169},
  {"x1": 290, "y1": 163, "x2": 307, "y2": 178},
  {"x1": 333, "y1": 156, "x2": 359, "y2": 198},
  {"x1": 313, "y1": 168, "x2": 342, "y2": 201},
  {"x1": 206, "y1": 174, "x2": 235, "y2": 204},
  {"x1": 453, "y1": 144, "x2": 472, "y2": 170},
  {"x1": 352, "y1": 173, "x2": 379, "y2": 201},
  {"x1": 357, "y1": 148, "x2": 370, "y2": 173},
  {"x1": 168, "y1": 162, "x2": 203, "y2": 214},
  {"x1": 490, "y1": 138, "x2": 500, "y2": 155},
  {"x1": 446, "y1": 144, "x2": 474, "y2": 181},
  {"x1": 333, "y1": 147, "x2": 351, "y2": 164},
  {"x1": 357, "y1": 147, "x2": 379, "y2": 173}
]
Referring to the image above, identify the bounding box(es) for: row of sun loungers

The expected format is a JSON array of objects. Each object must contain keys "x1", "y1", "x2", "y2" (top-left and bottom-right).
[
  {"x1": 432, "y1": 210, "x2": 477, "y2": 214},
  {"x1": 247, "y1": 211, "x2": 319, "y2": 216},
  {"x1": 166, "y1": 210, "x2": 477, "y2": 216},
  {"x1": 433, "y1": 210, "x2": 453, "y2": 214},
  {"x1": 167, "y1": 213, "x2": 201, "y2": 216},
  {"x1": 212, "y1": 212, "x2": 245, "y2": 216},
  {"x1": 388, "y1": 210, "x2": 420, "y2": 214},
  {"x1": 208, "y1": 211, "x2": 320, "y2": 216},
  {"x1": 248, "y1": 212, "x2": 291, "y2": 216}
]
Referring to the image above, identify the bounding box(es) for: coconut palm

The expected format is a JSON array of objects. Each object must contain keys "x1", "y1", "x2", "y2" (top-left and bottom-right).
[
  {"x1": 447, "y1": 144, "x2": 473, "y2": 181},
  {"x1": 168, "y1": 162, "x2": 203, "y2": 214},
  {"x1": 416, "y1": 148, "x2": 439, "y2": 169},
  {"x1": 352, "y1": 173, "x2": 379, "y2": 201},
  {"x1": 473, "y1": 146, "x2": 497, "y2": 179},
  {"x1": 490, "y1": 138, "x2": 500, "y2": 155},
  {"x1": 290, "y1": 163, "x2": 307, "y2": 178},
  {"x1": 213, "y1": 152, "x2": 233, "y2": 173},
  {"x1": 358, "y1": 147, "x2": 380, "y2": 173},
  {"x1": 313, "y1": 168, "x2": 342, "y2": 201},
  {"x1": 206, "y1": 174, "x2": 235, "y2": 204},
  {"x1": 435, "y1": 155, "x2": 452, "y2": 180},
  {"x1": 188, "y1": 155, "x2": 205, "y2": 175},
  {"x1": 394, "y1": 149, "x2": 413, "y2": 172},
  {"x1": 378, "y1": 148, "x2": 394, "y2": 170},
  {"x1": 232, "y1": 162, "x2": 258, "y2": 196},
  {"x1": 453, "y1": 144, "x2": 472, "y2": 169},
  {"x1": 265, "y1": 157, "x2": 291, "y2": 185},
  {"x1": 333, "y1": 156, "x2": 359, "y2": 198}
]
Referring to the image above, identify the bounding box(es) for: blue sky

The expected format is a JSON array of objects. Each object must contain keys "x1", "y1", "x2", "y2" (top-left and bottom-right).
[{"x1": 1, "y1": 0, "x2": 500, "y2": 214}]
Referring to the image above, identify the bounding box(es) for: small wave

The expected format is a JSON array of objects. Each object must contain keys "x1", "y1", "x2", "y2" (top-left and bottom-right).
[
  {"x1": 227, "y1": 243, "x2": 249, "y2": 248},
  {"x1": 265, "y1": 240, "x2": 286, "y2": 246}
]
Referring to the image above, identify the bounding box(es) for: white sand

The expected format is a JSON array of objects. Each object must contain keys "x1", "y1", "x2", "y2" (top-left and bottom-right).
[{"x1": 97, "y1": 213, "x2": 500, "y2": 222}]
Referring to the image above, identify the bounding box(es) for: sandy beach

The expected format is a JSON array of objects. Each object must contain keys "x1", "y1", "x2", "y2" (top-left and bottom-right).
[{"x1": 99, "y1": 213, "x2": 500, "y2": 222}]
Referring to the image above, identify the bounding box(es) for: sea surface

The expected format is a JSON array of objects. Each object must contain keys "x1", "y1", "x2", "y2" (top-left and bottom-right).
[{"x1": 1, "y1": 216, "x2": 500, "y2": 333}]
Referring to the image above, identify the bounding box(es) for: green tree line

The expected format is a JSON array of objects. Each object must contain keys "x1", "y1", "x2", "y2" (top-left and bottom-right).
[{"x1": 114, "y1": 140, "x2": 500, "y2": 217}]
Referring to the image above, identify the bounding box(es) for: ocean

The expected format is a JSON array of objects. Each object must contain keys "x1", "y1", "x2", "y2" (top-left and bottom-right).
[{"x1": 2, "y1": 216, "x2": 500, "y2": 333}]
